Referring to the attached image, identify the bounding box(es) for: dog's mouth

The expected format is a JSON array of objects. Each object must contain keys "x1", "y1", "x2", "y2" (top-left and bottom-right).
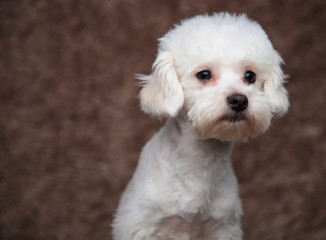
[{"x1": 221, "y1": 113, "x2": 246, "y2": 122}]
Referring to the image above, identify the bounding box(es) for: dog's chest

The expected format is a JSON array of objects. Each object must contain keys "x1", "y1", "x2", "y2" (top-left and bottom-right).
[
  {"x1": 155, "y1": 213, "x2": 218, "y2": 239},
  {"x1": 162, "y1": 139, "x2": 230, "y2": 207}
]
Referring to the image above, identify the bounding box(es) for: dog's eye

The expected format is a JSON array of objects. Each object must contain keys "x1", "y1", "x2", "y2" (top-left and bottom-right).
[
  {"x1": 196, "y1": 70, "x2": 211, "y2": 80},
  {"x1": 244, "y1": 71, "x2": 256, "y2": 84}
]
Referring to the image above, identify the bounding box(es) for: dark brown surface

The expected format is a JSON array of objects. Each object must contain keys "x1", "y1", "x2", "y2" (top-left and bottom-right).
[{"x1": 1, "y1": 0, "x2": 325, "y2": 239}]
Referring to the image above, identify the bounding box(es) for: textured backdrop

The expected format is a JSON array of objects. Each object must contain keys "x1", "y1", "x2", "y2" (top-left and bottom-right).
[{"x1": 1, "y1": 0, "x2": 325, "y2": 239}]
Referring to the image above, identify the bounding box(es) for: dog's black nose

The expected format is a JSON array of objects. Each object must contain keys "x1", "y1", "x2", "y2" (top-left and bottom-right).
[{"x1": 227, "y1": 94, "x2": 248, "y2": 112}]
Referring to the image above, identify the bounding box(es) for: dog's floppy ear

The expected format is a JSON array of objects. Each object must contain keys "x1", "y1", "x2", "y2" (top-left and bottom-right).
[
  {"x1": 137, "y1": 51, "x2": 184, "y2": 118},
  {"x1": 264, "y1": 52, "x2": 289, "y2": 117}
]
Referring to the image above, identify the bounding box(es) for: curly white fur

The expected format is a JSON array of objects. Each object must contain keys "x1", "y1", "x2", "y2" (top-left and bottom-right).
[{"x1": 112, "y1": 13, "x2": 289, "y2": 240}]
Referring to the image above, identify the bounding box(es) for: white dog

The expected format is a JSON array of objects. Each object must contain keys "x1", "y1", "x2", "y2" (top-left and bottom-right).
[{"x1": 112, "y1": 13, "x2": 289, "y2": 240}]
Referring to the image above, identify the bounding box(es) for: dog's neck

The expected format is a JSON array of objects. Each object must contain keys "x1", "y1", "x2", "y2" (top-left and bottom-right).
[
  {"x1": 163, "y1": 117, "x2": 235, "y2": 179},
  {"x1": 155, "y1": 117, "x2": 236, "y2": 211},
  {"x1": 173, "y1": 115, "x2": 234, "y2": 155}
]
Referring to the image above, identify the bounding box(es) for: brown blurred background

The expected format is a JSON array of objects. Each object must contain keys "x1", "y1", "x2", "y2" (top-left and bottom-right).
[{"x1": 0, "y1": 0, "x2": 325, "y2": 239}]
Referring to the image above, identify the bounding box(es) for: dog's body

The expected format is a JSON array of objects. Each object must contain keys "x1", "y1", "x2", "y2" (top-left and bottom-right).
[
  {"x1": 114, "y1": 118, "x2": 242, "y2": 239},
  {"x1": 113, "y1": 13, "x2": 289, "y2": 240}
]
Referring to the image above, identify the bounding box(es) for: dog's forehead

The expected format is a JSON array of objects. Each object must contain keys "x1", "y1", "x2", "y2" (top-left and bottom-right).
[{"x1": 160, "y1": 14, "x2": 275, "y2": 67}]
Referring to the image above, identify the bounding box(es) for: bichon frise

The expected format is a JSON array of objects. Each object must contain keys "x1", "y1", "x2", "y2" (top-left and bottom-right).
[{"x1": 112, "y1": 13, "x2": 289, "y2": 240}]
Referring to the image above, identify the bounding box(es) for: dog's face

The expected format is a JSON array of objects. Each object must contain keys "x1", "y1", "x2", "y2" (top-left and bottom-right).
[{"x1": 138, "y1": 13, "x2": 289, "y2": 141}]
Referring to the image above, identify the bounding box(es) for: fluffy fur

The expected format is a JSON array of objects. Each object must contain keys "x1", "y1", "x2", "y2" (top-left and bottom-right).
[{"x1": 112, "y1": 13, "x2": 289, "y2": 240}]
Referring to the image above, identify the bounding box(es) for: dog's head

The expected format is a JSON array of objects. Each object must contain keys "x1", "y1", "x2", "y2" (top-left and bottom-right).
[{"x1": 138, "y1": 13, "x2": 289, "y2": 141}]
